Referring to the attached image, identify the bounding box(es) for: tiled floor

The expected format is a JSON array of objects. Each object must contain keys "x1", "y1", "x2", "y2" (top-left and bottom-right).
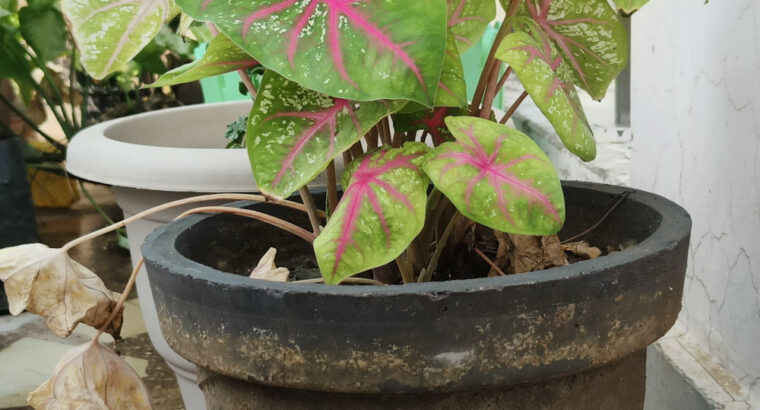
[{"x1": 0, "y1": 185, "x2": 183, "y2": 409}]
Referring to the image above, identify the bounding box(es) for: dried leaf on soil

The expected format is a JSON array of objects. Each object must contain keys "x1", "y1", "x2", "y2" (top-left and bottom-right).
[
  {"x1": 27, "y1": 342, "x2": 151, "y2": 409},
  {"x1": 562, "y1": 241, "x2": 602, "y2": 259},
  {"x1": 0, "y1": 243, "x2": 122, "y2": 338},
  {"x1": 249, "y1": 247, "x2": 289, "y2": 282},
  {"x1": 508, "y1": 234, "x2": 569, "y2": 273}
]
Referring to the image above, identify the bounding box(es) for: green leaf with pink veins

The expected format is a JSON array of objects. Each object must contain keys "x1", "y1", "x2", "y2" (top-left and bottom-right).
[
  {"x1": 176, "y1": 0, "x2": 447, "y2": 106},
  {"x1": 496, "y1": 30, "x2": 596, "y2": 161},
  {"x1": 447, "y1": 0, "x2": 495, "y2": 53},
  {"x1": 63, "y1": 0, "x2": 176, "y2": 79},
  {"x1": 424, "y1": 116, "x2": 565, "y2": 235},
  {"x1": 314, "y1": 143, "x2": 430, "y2": 285},
  {"x1": 612, "y1": 0, "x2": 649, "y2": 16},
  {"x1": 501, "y1": 0, "x2": 627, "y2": 101},
  {"x1": 247, "y1": 71, "x2": 404, "y2": 200},
  {"x1": 147, "y1": 33, "x2": 259, "y2": 88}
]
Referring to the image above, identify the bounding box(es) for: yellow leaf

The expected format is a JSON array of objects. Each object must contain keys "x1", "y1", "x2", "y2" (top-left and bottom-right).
[
  {"x1": 28, "y1": 342, "x2": 152, "y2": 409},
  {"x1": 249, "y1": 247, "x2": 289, "y2": 282},
  {"x1": 0, "y1": 243, "x2": 122, "y2": 338}
]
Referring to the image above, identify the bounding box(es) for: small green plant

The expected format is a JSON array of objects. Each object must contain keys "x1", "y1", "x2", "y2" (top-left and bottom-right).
[{"x1": 0, "y1": 0, "x2": 649, "y2": 407}]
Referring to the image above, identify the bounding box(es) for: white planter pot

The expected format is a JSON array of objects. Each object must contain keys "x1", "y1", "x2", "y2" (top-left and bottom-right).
[{"x1": 67, "y1": 101, "x2": 260, "y2": 410}]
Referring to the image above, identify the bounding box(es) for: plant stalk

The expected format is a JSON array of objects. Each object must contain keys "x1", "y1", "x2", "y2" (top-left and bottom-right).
[
  {"x1": 326, "y1": 160, "x2": 339, "y2": 215},
  {"x1": 62, "y1": 193, "x2": 320, "y2": 251},
  {"x1": 177, "y1": 206, "x2": 316, "y2": 243},
  {"x1": 500, "y1": 90, "x2": 529, "y2": 124},
  {"x1": 299, "y1": 186, "x2": 323, "y2": 234}
]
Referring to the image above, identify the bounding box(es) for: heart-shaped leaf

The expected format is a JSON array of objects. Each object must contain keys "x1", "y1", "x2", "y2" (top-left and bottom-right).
[
  {"x1": 0, "y1": 243, "x2": 123, "y2": 338},
  {"x1": 496, "y1": 30, "x2": 595, "y2": 161},
  {"x1": 314, "y1": 143, "x2": 429, "y2": 284},
  {"x1": 506, "y1": 0, "x2": 627, "y2": 100},
  {"x1": 424, "y1": 116, "x2": 564, "y2": 235},
  {"x1": 177, "y1": 0, "x2": 447, "y2": 106},
  {"x1": 27, "y1": 342, "x2": 151, "y2": 409},
  {"x1": 148, "y1": 33, "x2": 258, "y2": 88},
  {"x1": 612, "y1": 0, "x2": 649, "y2": 15},
  {"x1": 247, "y1": 71, "x2": 403, "y2": 199},
  {"x1": 18, "y1": 5, "x2": 67, "y2": 62},
  {"x1": 447, "y1": 0, "x2": 495, "y2": 53},
  {"x1": 63, "y1": 0, "x2": 174, "y2": 79}
]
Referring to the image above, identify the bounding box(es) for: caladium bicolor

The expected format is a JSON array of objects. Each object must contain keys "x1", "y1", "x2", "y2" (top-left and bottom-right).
[
  {"x1": 447, "y1": 0, "x2": 495, "y2": 53},
  {"x1": 247, "y1": 71, "x2": 403, "y2": 199},
  {"x1": 314, "y1": 143, "x2": 429, "y2": 284},
  {"x1": 424, "y1": 116, "x2": 564, "y2": 235},
  {"x1": 177, "y1": 0, "x2": 448, "y2": 106},
  {"x1": 148, "y1": 33, "x2": 258, "y2": 88},
  {"x1": 496, "y1": 30, "x2": 596, "y2": 161},
  {"x1": 506, "y1": 0, "x2": 627, "y2": 100},
  {"x1": 62, "y1": 0, "x2": 175, "y2": 79},
  {"x1": 612, "y1": 0, "x2": 649, "y2": 15}
]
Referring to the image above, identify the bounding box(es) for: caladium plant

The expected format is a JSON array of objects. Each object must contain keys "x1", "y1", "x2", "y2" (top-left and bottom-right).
[
  {"x1": 2, "y1": 0, "x2": 645, "y2": 405},
  {"x1": 57, "y1": 0, "x2": 637, "y2": 285}
]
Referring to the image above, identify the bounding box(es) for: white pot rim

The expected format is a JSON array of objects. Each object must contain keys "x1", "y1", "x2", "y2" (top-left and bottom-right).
[{"x1": 66, "y1": 101, "x2": 257, "y2": 193}]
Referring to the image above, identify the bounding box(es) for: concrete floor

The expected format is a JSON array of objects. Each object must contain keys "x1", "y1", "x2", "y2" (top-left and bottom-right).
[{"x1": 0, "y1": 184, "x2": 183, "y2": 409}]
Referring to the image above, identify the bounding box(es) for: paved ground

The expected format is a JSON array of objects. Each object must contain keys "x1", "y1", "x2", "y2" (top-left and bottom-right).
[{"x1": 0, "y1": 184, "x2": 183, "y2": 409}]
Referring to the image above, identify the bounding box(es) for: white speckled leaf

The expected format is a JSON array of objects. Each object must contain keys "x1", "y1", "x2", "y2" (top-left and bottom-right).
[
  {"x1": 314, "y1": 143, "x2": 429, "y2": 284},
  {"x1": 504, "y1": 0, "x2": 627, "y2": 100},
  {"x1": 423, "y1": 116, "x2": 565, "y2": 235},
  {"x1": 0, "y1": 243, "x2": 122, "y2": 338},
  {"x1": 247, "y1": 71, "x2": 404, "y2": 199},
  {"x1": 176, "y1": 0, "x2": 447, "y2": 106},
  {"x1": 28, "y1": 342, "x2": 151, "y2": 409},
  {"x1": 496, "y1": 31, "x2": 596, "y2": 161},
  {"x1": 63, "y1": 0, "x2": 174, "y2": 79},
  {"x1": 447, "y1": 0, "x2": 495, "y2": 53},
  {"x1": 148, "y1": 33, "x2": 258, "y2": 87}
]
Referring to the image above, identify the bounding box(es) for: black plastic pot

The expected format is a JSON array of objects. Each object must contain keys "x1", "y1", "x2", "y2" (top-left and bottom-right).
[
  {"x1": 0, "y1": 137, "x2": 39, "y2": 314},
  {"x1": 143, "y1": 182, "x2": 691, "y2": 409}
]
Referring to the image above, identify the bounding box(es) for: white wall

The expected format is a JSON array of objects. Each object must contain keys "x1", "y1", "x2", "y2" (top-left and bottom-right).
[{"x1": 631, "y1": 0, "x2": 760, "y2": 405}]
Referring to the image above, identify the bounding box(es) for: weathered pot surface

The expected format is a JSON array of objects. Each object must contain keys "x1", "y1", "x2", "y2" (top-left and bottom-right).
[{"x1": 142, "y1": 181, "x2": 691, "y2": 402}]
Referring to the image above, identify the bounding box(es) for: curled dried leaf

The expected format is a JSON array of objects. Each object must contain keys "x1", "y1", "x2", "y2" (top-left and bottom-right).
[
  {"x1": 28, "y1": 342, "x2": 151, "y2": 409},
  {"x1": 249, "y1": 248, "x2": 289, "y2": 283},
  {"x1": 0, "y1": 243, "x2": 122, "y2": 338},
  {"x1": 563, "y1": 241, "x2": 602, "y2": 259}
]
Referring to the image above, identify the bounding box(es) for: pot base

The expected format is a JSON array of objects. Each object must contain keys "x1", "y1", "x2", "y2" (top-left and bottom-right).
[{"x1": 197, "y1": 350, "x2": 645, "y2": 410}]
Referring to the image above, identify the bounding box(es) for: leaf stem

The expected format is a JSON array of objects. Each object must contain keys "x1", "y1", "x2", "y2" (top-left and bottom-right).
[
  {"x1": 470, "y1": 0, "x2": 520, "y2": 115},
  {"x1": 326, "y1": 160, "x2": 338, "y2": 215},
  {"x1": 61, "y1": 193, "x2": 319, "y2": 252},
  {"x1": 418, "y1": 213, "x2": 461, "y2": 283},
  {"x1": 473, "y1": 247, "x2": 506, "y2": 276},
  {"x1": 478, "y1": 61, "x2": 502, "y2": 118},
  {"x1": 177, "y1": 206, "x2": 316, "y2": 243},
  {"x1": 207, "y1": 22, "x2": 257, "y2": 99},
  {"x1": 0, "y1": 92, "x2": 64, "y2": 150},
  {"x1": 499, "y1": 90, "x2": 528, "y2": 124},
  {"x1": 299, "y1": 186, "x2": 322, "y2": 234},
  {"x1": 91, "y1": 257, "x2": 143, "y2": 345}
]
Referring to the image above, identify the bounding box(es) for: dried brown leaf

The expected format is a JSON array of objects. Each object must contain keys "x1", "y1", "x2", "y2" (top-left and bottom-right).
[
  {"x1": 562, "y1": 241, "x2": 603, "y2": 259},
  {"x1": 249, "y1": 247, "x2": 289, "y2": 282},
  {"x1": 0, "y1": 243, "x2": 122, "y2": 338},
  {"x1": 27, "y1": 342, "x2": 151, "y2": 409},
  {"x1": 507, "y1": 234, "x2": 568, "y2": 274}
]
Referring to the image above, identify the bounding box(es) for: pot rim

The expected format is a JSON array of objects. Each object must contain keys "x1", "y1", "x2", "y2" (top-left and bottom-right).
[
  {"x1": 142, "y1": 181, "x2": 692, "y2": 297},
  {"x1": 65, "y1": 101, "x2": 256, "y2": 192}
]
